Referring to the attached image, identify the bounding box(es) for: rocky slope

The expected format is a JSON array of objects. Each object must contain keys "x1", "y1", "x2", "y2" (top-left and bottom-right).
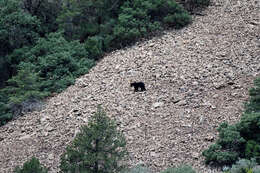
[{"x1": 0, "y1": 0, "x2": 259, "y2": 172}]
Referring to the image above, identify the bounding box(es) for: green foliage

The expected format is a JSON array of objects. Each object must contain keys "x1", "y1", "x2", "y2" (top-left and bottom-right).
[
  {"x1": 0, "y1": 32, "x2": 95, "y2": 125},
  {"x1": 60, "y1": 106, "x2": 128, "y2": 173},
  {"x1": 58, "y1": 0, "x2": 191, "y2": 51},
  {"x1": 202, "y1": 144, "x2": 239, "y2": 165},
  {"x1": 223, "y1": 159, "x2": 259, "y2": 173},
  {"x1": 0, "y1": 0, "x2": 40, "y2": 86},
  {"x1": 0, "y1": 0, "x2": 40, "y2": 53},
  {"x1": 9, "y1": 32, "x2": 95, "y2": 93},
  {"x1": 113, "y1": 0, "x2": 190, "y2": 45},
  {"x1": 2, "y1": 63, "x2": 48, "y2": 104},
  {"x1": 14, "y1": 157, "x2": 48, "y2": 173},
  {"x1": 0, "y1": 92, "x2": 12, "y2": 125},
  {"x1": 57, "y1": 0, "x2": 124, "y2": 41},
  {"x1": 22, "y1": 0, "x2": 61, "y2": 35},
  {"x1": 217, "y1": 123, "x2": 246, "y2": 151},
  {"x1": 84, "y1": 36, "x2": 104, "y2": 60},
  {"x1": 246, "y1": 78, "x2": 260, "y2": 113},
  {"x1": 160, "y1": 165, "x2": 196, "y2": 173},
  {"x1": 203, "y1": 77, "x2": 260, "y2": 167},
  {"x1": 238, "y1": 113, "x2": 260, "y2": 141},
  {"x1": 245, "y1": 140, "x2": 260, "y2": 160}
]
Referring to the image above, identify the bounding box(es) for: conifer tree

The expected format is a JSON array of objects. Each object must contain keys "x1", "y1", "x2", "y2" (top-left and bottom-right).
[{"x1": 60, "y1": 106, "x2": 128, "y2": 173}]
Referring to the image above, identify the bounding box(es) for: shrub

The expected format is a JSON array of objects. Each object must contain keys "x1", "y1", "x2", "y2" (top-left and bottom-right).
[
  {"x1": 84, "y1": 36, "x2": 104, "y2": 60},
  {"x1": 0, "y1": 91, "x2": 12, "y2": 125},
  {"x1": 8, "y1": 31, "x2": 95, "y2": 93},
  {"x1": 0, "y1": 32, "x2": 95, "y2": 125},
  {"x1": 60, "y1": 106, "x2": 128, "y2": 173},
  {"x1": 2, "y1": 63, "x2": 48, "y2": 105},
  {"x1": 113, "y1": 0, "x2": 191, "y2": 46},
  {"x1": 202, "y1": 144, "x2": 239, "y2": 165},
  {"x1": 14, "y1": 157, "x2": 48, "y2": 173},
  {"x1": 203, "y1": 77, "x2": 260, "y2": 167},
  {"x1": 58, "y1": 0, "x2": 191, "y2": 49},
  {"x1": 246, "y1": 77, "x2": 260, "y2": 113},
  {"x1": 223, "y1": 159, "x2": 259, "y2": 173},
  {"x1": 160, "y1": 165, "x2": 196, "y2": 173},
  {"x1": 245, "y1": 140, "x2": 260, "y2": 160}
]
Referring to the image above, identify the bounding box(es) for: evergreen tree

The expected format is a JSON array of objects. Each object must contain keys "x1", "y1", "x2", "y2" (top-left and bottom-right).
[
  {"x1": 14, "y1": 157, "x2": 48, "y2": 173},
  {"x1": 0, "y1": 0, "x2": 40, "y2": 86},
  {"x1": 60, "y1": 106, "x2": 128, "y2": 173}
]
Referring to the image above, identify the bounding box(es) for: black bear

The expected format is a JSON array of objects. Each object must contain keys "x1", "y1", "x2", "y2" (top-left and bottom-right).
[{"x1": 130, "y1": 82, "x2": 146, "y2": 92}]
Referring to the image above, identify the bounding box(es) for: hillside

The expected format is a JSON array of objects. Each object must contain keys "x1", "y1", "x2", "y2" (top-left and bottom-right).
[{"x1": 0, "y1": 0, "x2": 259, "y2": 172}]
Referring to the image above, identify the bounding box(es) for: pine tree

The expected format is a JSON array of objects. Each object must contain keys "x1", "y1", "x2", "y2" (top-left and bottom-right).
[
  {"x1": 14, "y1": 157, "x2": 48, "y2": 173},
  {"x1": 60, "y1": 106, "x2": 128, "y2": 173}
]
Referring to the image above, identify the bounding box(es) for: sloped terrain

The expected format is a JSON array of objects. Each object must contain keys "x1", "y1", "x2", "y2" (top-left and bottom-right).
[{"x1": 0, "y1": 0, "x2": 259, "y2": 172}]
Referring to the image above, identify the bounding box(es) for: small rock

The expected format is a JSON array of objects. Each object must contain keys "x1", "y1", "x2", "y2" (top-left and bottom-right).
[
  {"x1": 211, "y1": 105, "x2": 217, "y2": 109},
  {"x1": 176, "y1": 100, "x2": 187, "y2": 106},
  {"x1": 192, "y1": 152, "x2": 200, "y2": 159},
  {"x1": 212, "y1": 94, "x2": 219, "y2": 98},
  {"x1": 20, "y1": 135, "x2": 31, "y2": 140},
  {"x1": 152, "y1": 102, "x2": 164, "y2": 108},
  {"x1": 201, "y1": 101, "x2": 212, "y2": 107},
  {"x1": 149, "y1": 42, "x2": 155, "y2": 47},
  {"x1": 172, "y1": 96, "x2": 182, "y2": 103},
  {"x1": 48, "y1": 153, "x2": 54, "y2": 160},
  {"x1": 227, "y1": 81, "x2": 235, "y2": 85},
  {"x1": 46, "y1": 126, "x2": 55, "y2": 132},
  {"x1": 199, "y1": 116, "x2": 204, "y2": 124},
  {"x1": 21, "y1": 127, "x2": 26, "y2": 133},
  {"x1": 214, "y1": 82, "x2": 225, "y2": 89},
  {"x1": 150, "y1": 151, "x2": 158, "y2": 157},
  {"x1": 231, "y1": 92, "x2": 238, "y2": 97},
  {"x1": 205, "y1": 135, "x2": 214, "y2": 141},
  {"x1": 232, "y1": 84, "x2": 242, "y2": 89}
]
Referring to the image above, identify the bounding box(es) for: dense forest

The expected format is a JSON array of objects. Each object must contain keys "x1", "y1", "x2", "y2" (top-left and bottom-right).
[{"x1": 0, "y1": 0, "x2": 202, "y2": 125}]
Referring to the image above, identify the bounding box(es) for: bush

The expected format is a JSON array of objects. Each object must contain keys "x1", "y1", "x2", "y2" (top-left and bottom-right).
[
  {"x1": 84, "y1": 36, "x2": 104, "y2": 60},
  {"x1": 14, "y1": 157, "x2": 48, "y2": 173},
  {"x1": 113, "y1": 0, "x2": 191, "y2": 46},
  {"x1": 0, "y1": 32, "x2": 95, "y2": 125},
  {"x1": 60, "y1": 106, "x2": 128, "y2": 173},
  {"x1": 223, "y1": 159, "x2": 259, "y2": 173},
  {"x1": 9, "y1": 31, "x2": 95, "y2": 93},
  {"x1": 245, "y1": 140, "x2": 260, "y2": 160},
  {"x1": 58, "y1": 0, "x2": 191, "y2": 50},
  {"x1": 160, "y1": 165, "x2": 196, "y2": 173},
  {"x1": 202, "y1": 144, "x2": 239, "y2": 165},
  {"x1": 203, "y1": 77, "x2": 260, "y2": 167},
  {"x1": 246, "y1": 78, "x2": 260, "y2": 113}
]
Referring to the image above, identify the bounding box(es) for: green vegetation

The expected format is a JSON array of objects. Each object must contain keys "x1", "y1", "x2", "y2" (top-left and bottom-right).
[
  {"x1": 14, "y1": 157, "x2": 48, "y2": 173},
  {"x1": 0, "y1": 0, "x2": 192, "y2": 125},
  {"x1": 160, "y1": 165, "x2": 196, "y2": 173},
  {"x1": 203, "y1": 77, "x2": 260, "y2": 168},
  {"x1": 223, "y1": 159, "x2": 260, "y2": 173},
  {"x1": 122, "y1": 164, "x2": 197, "y2": 173},
  {"x1": 60, "y1": 106, "x2": 128, "y2": 173}
]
